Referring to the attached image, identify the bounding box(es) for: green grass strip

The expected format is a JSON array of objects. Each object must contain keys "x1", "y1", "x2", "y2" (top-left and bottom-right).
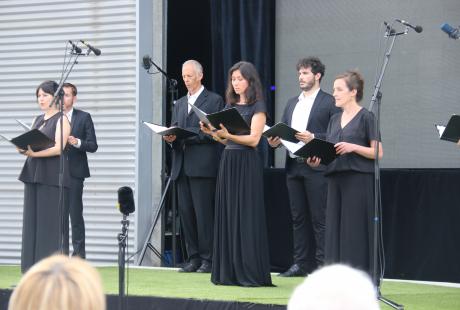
[{"x1": 1, "y1": 266, "x2": 459, "y2": 308}]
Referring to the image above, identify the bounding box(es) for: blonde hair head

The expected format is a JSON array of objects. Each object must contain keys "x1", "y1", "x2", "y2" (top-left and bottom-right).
[{"x1": 8, "y1": 255, "x2": 105, "y2": 310}]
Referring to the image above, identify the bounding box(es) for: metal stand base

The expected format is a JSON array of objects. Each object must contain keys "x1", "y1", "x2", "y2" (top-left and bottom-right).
[
  {"x1": 379, "y1": 291, "x2": 404, "y2": 310},
  {"x1": 138, "y1": 177, "x2": 171, "y2": 265}
]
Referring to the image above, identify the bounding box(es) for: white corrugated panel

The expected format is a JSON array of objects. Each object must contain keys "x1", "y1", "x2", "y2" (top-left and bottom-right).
[{"x1": 0, "y1": 0, "x2": 137, "y2": 265}]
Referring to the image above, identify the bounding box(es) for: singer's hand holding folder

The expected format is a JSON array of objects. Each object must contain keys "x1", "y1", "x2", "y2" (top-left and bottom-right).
[
  {"x1": 263, "y1": 122, "x2": 300, "y2": 143},
  {"x1": 189, "y1": 103, "x2": 250, "y2": 135},
  {"x1": 0, "y1": 129, "x2": 55, "y2": 151},
  {"x1": 280, "y1": 136, "x2": 338, "y2": 165},
  {"x1": 292, "y1": 138, "x2": 338, "y2": 165},
  {"x1": 435, "y1": 114, "x2": 460, "y2": 143},
  {"x1": 143, "y1": 121, "x2": 197, "y2": 139}
]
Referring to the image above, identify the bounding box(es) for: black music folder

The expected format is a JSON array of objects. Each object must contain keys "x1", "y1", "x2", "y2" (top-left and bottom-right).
[
  {"x1": 143, "y1": 121, "x2": 197, "y2": 139},
  {"x1": 189, "y1": 104, "x2": 250, "y2": 135},
  {"x1": 435, "y1": 115, "x2": 460, "y2": 143},
  {"x1": 0, "y1": 129, "x2": 55, "y2": 151},
  {"x1": 293, "y1": 138, "x2": 338, "y2": 165},
  {"x1": 263, "y1": 122, "x2": 300, "y2": 143}
]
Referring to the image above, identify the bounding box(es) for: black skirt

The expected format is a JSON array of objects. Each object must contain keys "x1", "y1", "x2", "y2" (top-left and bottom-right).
[{"x1": 211, "y1": 148, "x2": 272, "y2": 287}]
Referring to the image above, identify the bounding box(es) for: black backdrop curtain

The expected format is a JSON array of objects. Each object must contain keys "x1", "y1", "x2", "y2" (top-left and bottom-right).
[
  {"x1": 264, "y1": 168, "x2": 460, "y2": 282},
  {"x1": 210, "y1": 0, "x2": 276, "y2": 166}
]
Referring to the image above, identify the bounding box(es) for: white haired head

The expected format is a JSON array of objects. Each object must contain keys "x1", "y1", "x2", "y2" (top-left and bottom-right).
[
  {"x1": 288, "y1": 264, "x2": 380, "y2": 310},
  {"x1": 182, "y1": 60, "x2": 203, "y2": 75}
]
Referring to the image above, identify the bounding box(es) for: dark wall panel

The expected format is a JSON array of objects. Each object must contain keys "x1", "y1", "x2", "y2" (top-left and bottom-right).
[{"x1": 275, "y1": 0, "x2": 460, "y2": 168}]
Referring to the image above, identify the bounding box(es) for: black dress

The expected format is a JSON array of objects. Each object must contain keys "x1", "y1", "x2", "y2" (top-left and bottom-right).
[
  {"x1": 324, "y1": 108, "x2": 379, "y2": 275},
  {"x1": 211, "y1": 101, "x2": 272, "y2": 287},
  {"x1": 18, "y1": 112, "x2": 70, "y2": 273}
]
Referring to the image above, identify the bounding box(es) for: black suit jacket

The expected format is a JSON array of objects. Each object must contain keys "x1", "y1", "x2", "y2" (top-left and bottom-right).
[
  {"x1": 170, "y1": 88, "x2": 225, "y2": 180},
  {"x1": 281, "y1": 89, "x2": 340, "y2": 176},
  {"x1": 67, "y1": 109, "x2": 98, "y2": 179}
]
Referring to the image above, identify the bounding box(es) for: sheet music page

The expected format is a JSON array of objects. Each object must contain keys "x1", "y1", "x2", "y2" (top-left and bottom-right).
[
  {"x1": 143, "y1": 122, "x2": 171, "y2": 133},
  {"x1": 264, "y1": 125, "x2": 305, "y2": 152},
  {"x1": 281, "y1": 139, "x2": 305, "y2": 153},
  {"x1": 436, "y1": 125, "x2": 446, "y2": 137},
  {"x1": 0, "y1": 133, "x2": 11, "y2": 141},
  {"x1": 189, "y1": 103, "x2": 210, "y2": 124},
  {"x1": 16, "y1": 119, "x2": 31, "y2": 131}
]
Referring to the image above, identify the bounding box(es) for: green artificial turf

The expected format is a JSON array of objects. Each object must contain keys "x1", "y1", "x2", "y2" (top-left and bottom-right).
[{"x1": 1, "y1": 265, "x2": 459, "y2": 308}]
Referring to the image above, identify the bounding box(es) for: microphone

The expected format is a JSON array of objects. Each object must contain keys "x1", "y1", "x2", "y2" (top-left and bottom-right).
[
  {"x1": 142, "y1": 55, "x2": 152, "y2": 70},
  {"x1": 395, "y1": 19, "x2": 423, "y2": 33},
  {"x1": 68, "y1": 40, "x2": 82, "y2": 54},
  {"x1": 117, "y1": 186, "x2": 135, "y2": 216},
  {"x1": 441, "y1": 23, "x2": 460, "y2": 40},
  {"x1": 80, "y1": 40, "x2": 101, "y2": 56}
]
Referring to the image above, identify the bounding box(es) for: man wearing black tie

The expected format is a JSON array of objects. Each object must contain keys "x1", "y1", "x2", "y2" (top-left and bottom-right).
[
  {"x1": 63, "y1": 83, "x2": 98, "y2": 258},
  {"x1": 268, "y1": 57, "x2": 339, "y2": 276},
  {"x1": 163, "y1": 60, "x2": 224, "y2": 273}
]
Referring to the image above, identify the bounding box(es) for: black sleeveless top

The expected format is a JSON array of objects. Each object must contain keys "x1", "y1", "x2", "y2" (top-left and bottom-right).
[
  {"x1": 225, "y1": 101, "x2": 267, "y2": 150},
  {"x1": 19, "y1": 113, "x2": 70, "y2": 188}
]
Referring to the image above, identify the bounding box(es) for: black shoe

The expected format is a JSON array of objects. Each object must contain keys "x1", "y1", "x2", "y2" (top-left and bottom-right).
[
  {"x1": 178, "y1": 261, "x2": 201, "y2": 273},
  {"x1": 278, "y1": 264, "x2": 308, "y2": 277},
  {"x1": 196, "y1": 261, "x2": 212, "y2": 273}
]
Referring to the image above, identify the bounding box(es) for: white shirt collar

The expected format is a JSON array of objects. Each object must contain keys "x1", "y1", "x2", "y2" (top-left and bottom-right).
[
  {"x1": 66, "y1": 107, "x2": 74, "y2": 121},
  {"x1": 187, "y1": 85, "x2": 205, "y2": 103},
  {"x1": 187, "y1": 86, "x2": 205, "y2": 112},
  {"x1": 298, "y1": 88, "x2": 320, "y2": 102}
]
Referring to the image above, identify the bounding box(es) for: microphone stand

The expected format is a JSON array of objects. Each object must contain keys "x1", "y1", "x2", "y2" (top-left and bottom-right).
[
  {"x1": 140, "y1": 59, "x2": 179, "y2": 266},
  {"x1": 50, "y1": 45, "x2": 86, "y2": 255},
  {"x1": 118, "y1": 214, "x2": 129, "y2": 310},
  {"x1": 369, "y1": 23, "x2": 405, "y2": 310}
]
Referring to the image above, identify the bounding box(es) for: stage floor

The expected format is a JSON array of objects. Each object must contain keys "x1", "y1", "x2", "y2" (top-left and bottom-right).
[{"x1": 1, "y1": 265, "x2": 460, "y2": 309}]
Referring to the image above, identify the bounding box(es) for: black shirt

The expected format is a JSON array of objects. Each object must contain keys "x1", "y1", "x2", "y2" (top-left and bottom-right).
[
  {"x1": 325, "y1": 108, "x2": 379, "y2": 175},
  {"x1": 19, "y1": 113, "x2": 70, "y2": 187}
]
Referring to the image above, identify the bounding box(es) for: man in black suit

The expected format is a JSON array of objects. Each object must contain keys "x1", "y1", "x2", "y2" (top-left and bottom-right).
[
  {"x1": 63, "y1": 83, "x2": 98, "y2": 259},
  {"x1": 268, "y1": 57, "x2": 340, "y2": 276},
  {"x1": 163, "y1": 60, "x2": 224, "y2": 273}
]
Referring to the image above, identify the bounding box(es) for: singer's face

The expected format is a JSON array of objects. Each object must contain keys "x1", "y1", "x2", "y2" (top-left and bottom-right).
[
  {"x1": 182, "y1": 63, "x2": 202, "y2": 95},
  {"x1": 298, "y1": 67, "x2": 318, "y2": 92},
  {"x1": 333, "y1": 78, "x2": 356, "y2": 108},
  {"x1": 63, "y1": 86, "x2": 76, "y2": 113},
  {"x1": 36, "y1": 88, "x2": 54, "y2": 111},
  {"x1": 231, "y1": 70, "x2": 248, "y2": 96}
]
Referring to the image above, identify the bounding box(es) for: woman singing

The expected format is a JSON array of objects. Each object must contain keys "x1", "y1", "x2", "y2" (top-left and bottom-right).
[
  {"x1": 201, "y1": 61, "x2": 272, "y2": 287},
  {"x1": 18, "y1": 80, "x2": 71, "y2": 272},
  {"x1": 308, "y1": 70, "x2": 383, "y2": 275}
]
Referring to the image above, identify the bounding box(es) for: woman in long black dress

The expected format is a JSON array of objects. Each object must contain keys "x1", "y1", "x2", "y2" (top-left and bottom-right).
[
  {"x1": 308, "y1": 71, "x2": 383, "y2": 275},
  {"x1": 18, "y1": 80, "x2": 71, "y2": 272},
  {"x1": 201, "y1": 61, "x2": 272, "y2": 287}
]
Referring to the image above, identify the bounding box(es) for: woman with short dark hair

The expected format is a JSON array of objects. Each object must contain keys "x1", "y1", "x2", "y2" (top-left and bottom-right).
[{"x1": 18, "y1": 80, "x2": 71, "y2": 273}]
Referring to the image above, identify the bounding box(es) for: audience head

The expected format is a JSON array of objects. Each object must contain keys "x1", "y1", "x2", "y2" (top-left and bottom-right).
[
  {"x1": 334, "y1": 70, "x2": 365, "y2": 104},
  {"x1": 225, "y1": 61, "x2": 263, "y2": 105},
  {"x1": 288, "y1": 264, "x2": 379, "y2": 310},
  {"x1": 182, "y1": 59, "x2": 203, "y2": 95},
  {"x1": 8, "y1": 255, "x2": 106, "y2": 310},
  {"x1": 296, "y1": 57, "x2": 325, "y2": 83}
]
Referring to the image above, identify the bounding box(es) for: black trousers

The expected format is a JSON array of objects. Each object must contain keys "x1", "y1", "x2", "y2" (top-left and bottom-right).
[
  {"x1": 176, "y1": 172, "x2": 216, "y2": 263},
  {"x1": 69, "y1": 176, "x2": 85, "y2": 258},
  {"x1": 286, "y1": 169, "x2": 327, "y2": 269},
  {"x1": 21, "y1": 183, "x2": 69, "y2": 273},
  {"x1": 325, "y1": 172, "x2": 374, "y2": 275}
]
